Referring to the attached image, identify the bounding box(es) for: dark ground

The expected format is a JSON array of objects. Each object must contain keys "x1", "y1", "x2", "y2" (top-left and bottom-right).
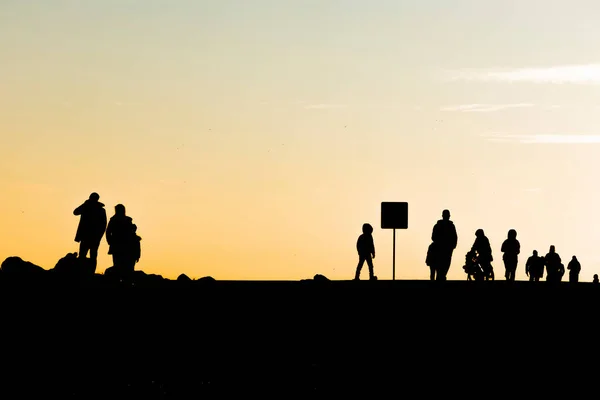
[{"x1": 0, "y1": 279, "x2": 597, "y2": 397}]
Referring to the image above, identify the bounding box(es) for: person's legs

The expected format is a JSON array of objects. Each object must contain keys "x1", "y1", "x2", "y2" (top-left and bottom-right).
[
  {"x1": 366, "y1": 256, "x2": 375, "y2": 279},
  {"x1": 355, "y1": 256, "x2": 366, "y2": 280},
  {"x1": 113, "y1": 253, "x2": 127, "y2": 270},
  {"x1": 79, "y1": 242, "x2": 90, "y2": 258},
  {"x1": 507, "y1": 261, "x2": 517, "y2": 281},
  {"x1": 437, "y1": 253, "x2": 451, "y2": 281},
  {"x1": 87, "y1": 240, "x2": 100, "y2": 272},
  {"x1": 89, "y1": 240, "x2": 99, "y2": 262}
]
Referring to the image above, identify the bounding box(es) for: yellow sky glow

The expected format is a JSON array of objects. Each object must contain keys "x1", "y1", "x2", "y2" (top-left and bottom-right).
[{"x1": 2, "y1": 1, "x2": 600, "y2": 281}]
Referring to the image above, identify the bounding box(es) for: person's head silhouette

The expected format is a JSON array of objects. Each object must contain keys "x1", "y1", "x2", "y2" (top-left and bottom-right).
[
  {"x1": 362, "y1": 223, "x2": 373, "y2": 235},
  {"x1": 89, "y1": 192, "x2": 100, "y2": 202},
  {"x1": 475, "y1": 229, "x2": 484, "y2": 238},
  {"x1": 507, "y1": 229, "x2": 517, "y2": 239},
  {"x1": 549, "y1": 245, "x2": 555, "y2": 253},
  {"x1": 442, "y1": 209, "x2": 450, "y2": 221},
  {"x1": 115, "y1": 204, "x2": 126, "y2": 216},
  {"x1": 533, "y1": 250, "x2": 538, "y2": 256}
]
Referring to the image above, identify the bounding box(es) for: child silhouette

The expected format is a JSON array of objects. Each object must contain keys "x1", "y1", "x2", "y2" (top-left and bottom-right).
[{"x1": 355, "y1": 223, "x2": 376, "y2": 280}]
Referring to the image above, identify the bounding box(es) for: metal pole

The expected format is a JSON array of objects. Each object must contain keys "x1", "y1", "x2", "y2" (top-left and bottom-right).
[{"x1": 393, "y1": 229, "x2": 396, "y2": 280}]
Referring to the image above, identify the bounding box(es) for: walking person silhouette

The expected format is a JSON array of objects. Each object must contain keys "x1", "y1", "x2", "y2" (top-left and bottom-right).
[
  {"x1": 430, "y1": 210, "x2": 458, "y2": 281},
  {"x1": 501, "y1": 229, "x2": 520, "y2": 281},
  {"x1": 354, "y1": 223, "x2": 376, "y2": 280}
]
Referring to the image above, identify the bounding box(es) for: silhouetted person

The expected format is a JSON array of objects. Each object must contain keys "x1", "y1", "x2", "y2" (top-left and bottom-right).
[
  {"x1": 544, "y1": 245, "x2": 562, "y2": 282},
  {"x1": 525, "y1": 250, "x2": 544, "y2": 282},
  {"x1": 124, "y1": 224, "x2": 142, "y2": 273},
  {"x1": 106, "y1": 204, "x2": 134, "y2": 273},
  {"x1": 430, "y1": 209, "x2": 458, "y2": 281},
  {"x1": 593, "y1": 274, "x2": 599, "y2": 284},
  {"x1": 567, "y1": 256, "x2": 581, "y2": 283},
  {"x1": 73, "y1": 192, "x2": 107, "y2": 270},
  {"x1": 426, "y1": 242, "x2": 437, "y2": 281},
  {"x1": 471, "y1": 229, "x2": 494, "y2": 280},
  {"x1": 557, "y1": 263, "x2": 565, "y2": 281},
  {"x1": 501, "y1": 229, "x2": 520, "y2": 281},
  {"x1": 355, "y1": 223, "x2": 376, "y2": 280}
]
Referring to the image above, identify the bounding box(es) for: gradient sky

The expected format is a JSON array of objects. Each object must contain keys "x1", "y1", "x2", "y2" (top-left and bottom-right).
[{"x1": 2, "y1": 0, "x2": 600, "y2": 280}]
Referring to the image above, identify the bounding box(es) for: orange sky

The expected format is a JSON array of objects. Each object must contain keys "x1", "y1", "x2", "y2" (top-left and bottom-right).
[{"x1": 2, "y1": 1, "x2": 600, "y2": 281}]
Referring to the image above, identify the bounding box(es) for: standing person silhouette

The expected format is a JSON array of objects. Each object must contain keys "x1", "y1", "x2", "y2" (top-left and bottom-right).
[
  {"x1": 106, "y1": 204, "x2": 134, "y2": 273},
  {"x1": 431, "y1": 209, "x2": 458, "y2": 281},
  {"x1": 354, "y1": 223, "x2": 376, "y2": 281},
  {"x1": 567, "y1": 256, "x2": 581, "y2": 283},
  {"x1": 73, "y1": 192, "x2": 107, "y2": 271},
  {"x1": 544, "y1": 245, "x2": 562, "y2": 282},
  {"x1": 525, "y1": 250, "x2": 544, "y2": 282},
  {"x1": 501, "y1": 229, "x2": 520, "y2": 281},
  {"x1": 124, "y1": 224, "x2": 142, "y2": 274}
]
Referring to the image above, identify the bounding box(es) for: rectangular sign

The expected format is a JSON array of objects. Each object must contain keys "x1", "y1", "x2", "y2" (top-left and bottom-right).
[{"x1": 381, "y1": 202, "x2": 408, "y2": 229}]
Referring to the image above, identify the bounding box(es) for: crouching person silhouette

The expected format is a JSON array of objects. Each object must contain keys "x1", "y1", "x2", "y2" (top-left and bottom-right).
[
  {"x1": 355, "y1": 223, "x2": 376, "y2": 280},
  {"x1": 73, "y1": 192, "x2": 107, "y2": 272}
]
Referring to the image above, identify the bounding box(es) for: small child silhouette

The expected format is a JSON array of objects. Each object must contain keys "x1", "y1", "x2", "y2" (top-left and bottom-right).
[
  {"x1": 593, "y1": 274, "x2": 599, "y2": 284},
  {"x1": 131, "y1": 224, "x2": 141, "y2": 267},
  {"x1": 355, "y1": 223, "x2": 376, "y2": 280}
]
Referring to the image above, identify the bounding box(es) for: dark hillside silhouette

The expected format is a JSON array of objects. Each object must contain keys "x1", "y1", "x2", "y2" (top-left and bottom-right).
[
  {"x1": 0, "y1": 193, "x2": 598, "y2": 395},
  {"x1": 0, "y1": 275, "x2": 597, "y2": 396}
]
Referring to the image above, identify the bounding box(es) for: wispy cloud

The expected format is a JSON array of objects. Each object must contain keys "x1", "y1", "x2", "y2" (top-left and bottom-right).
[
  {"x1": 444, "y1": 64, "x2": 600, "y2": 84},
  {"x1": 441, "y1": 103, "x2": 534, "y2": 112},
  {"x1": 114, "y1": 101, "x2": 140, "y2": 106},
  {"x1": 304, "y1": 104, "x2": 347, "y2": 109},
  {"x1": 481, "y1": 133, "x2": 600, "y2": 144}
]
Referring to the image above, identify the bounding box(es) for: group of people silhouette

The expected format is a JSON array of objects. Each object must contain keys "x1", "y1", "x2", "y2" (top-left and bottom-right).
[
  {"x1": 73, "y1": 192, "x2": 141, "y2": 275},
  {"x1": 355, "y1": 209, "x2": 593, "y2": 283},
  {"x1": 72, "y1": 196, "x2": 594, "y2": 283}
]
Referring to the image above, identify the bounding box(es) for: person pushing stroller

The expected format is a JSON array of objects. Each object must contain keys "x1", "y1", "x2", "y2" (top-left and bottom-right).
[
  {"x1": 470, "y1": 229, "x2": 494, "y2": 280},
  {"x1": 463, "y1": 249, "x2": 485, "y2": 281}
]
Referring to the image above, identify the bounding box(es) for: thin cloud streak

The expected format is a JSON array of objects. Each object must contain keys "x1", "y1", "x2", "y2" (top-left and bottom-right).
[
  {"x1": 304, "y1": 104, "x2": 347, "y2": 109},
  {"x1": 444, "y1": 64, "x2": 600, "y2": 84},
  {"x1": 481, "y1": 133, "x2": 600, "y2": 144},
  {"x1": 441, "y1": 103, "x2": 534, "y2": 112}
]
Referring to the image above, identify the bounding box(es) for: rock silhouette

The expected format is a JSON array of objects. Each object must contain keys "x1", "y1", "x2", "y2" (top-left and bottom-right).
[{"x1": 1, "y1": 256, "x2": 46, "y2": 281}]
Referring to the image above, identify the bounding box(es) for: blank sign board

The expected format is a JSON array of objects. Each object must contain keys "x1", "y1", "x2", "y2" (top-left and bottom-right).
[{"x1": 381, "y1": 202, "x2": 408, "y2": 229}]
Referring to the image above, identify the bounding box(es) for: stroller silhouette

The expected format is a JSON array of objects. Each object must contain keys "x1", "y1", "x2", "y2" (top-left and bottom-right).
[{"x1": 463, "y1": 250, "x2": 485, "y2": 281}]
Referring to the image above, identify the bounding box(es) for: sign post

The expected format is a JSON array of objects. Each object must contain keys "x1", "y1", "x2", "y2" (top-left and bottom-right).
[{"x1": 381, "y1": 202, "x2": 408, "y2": 280}]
